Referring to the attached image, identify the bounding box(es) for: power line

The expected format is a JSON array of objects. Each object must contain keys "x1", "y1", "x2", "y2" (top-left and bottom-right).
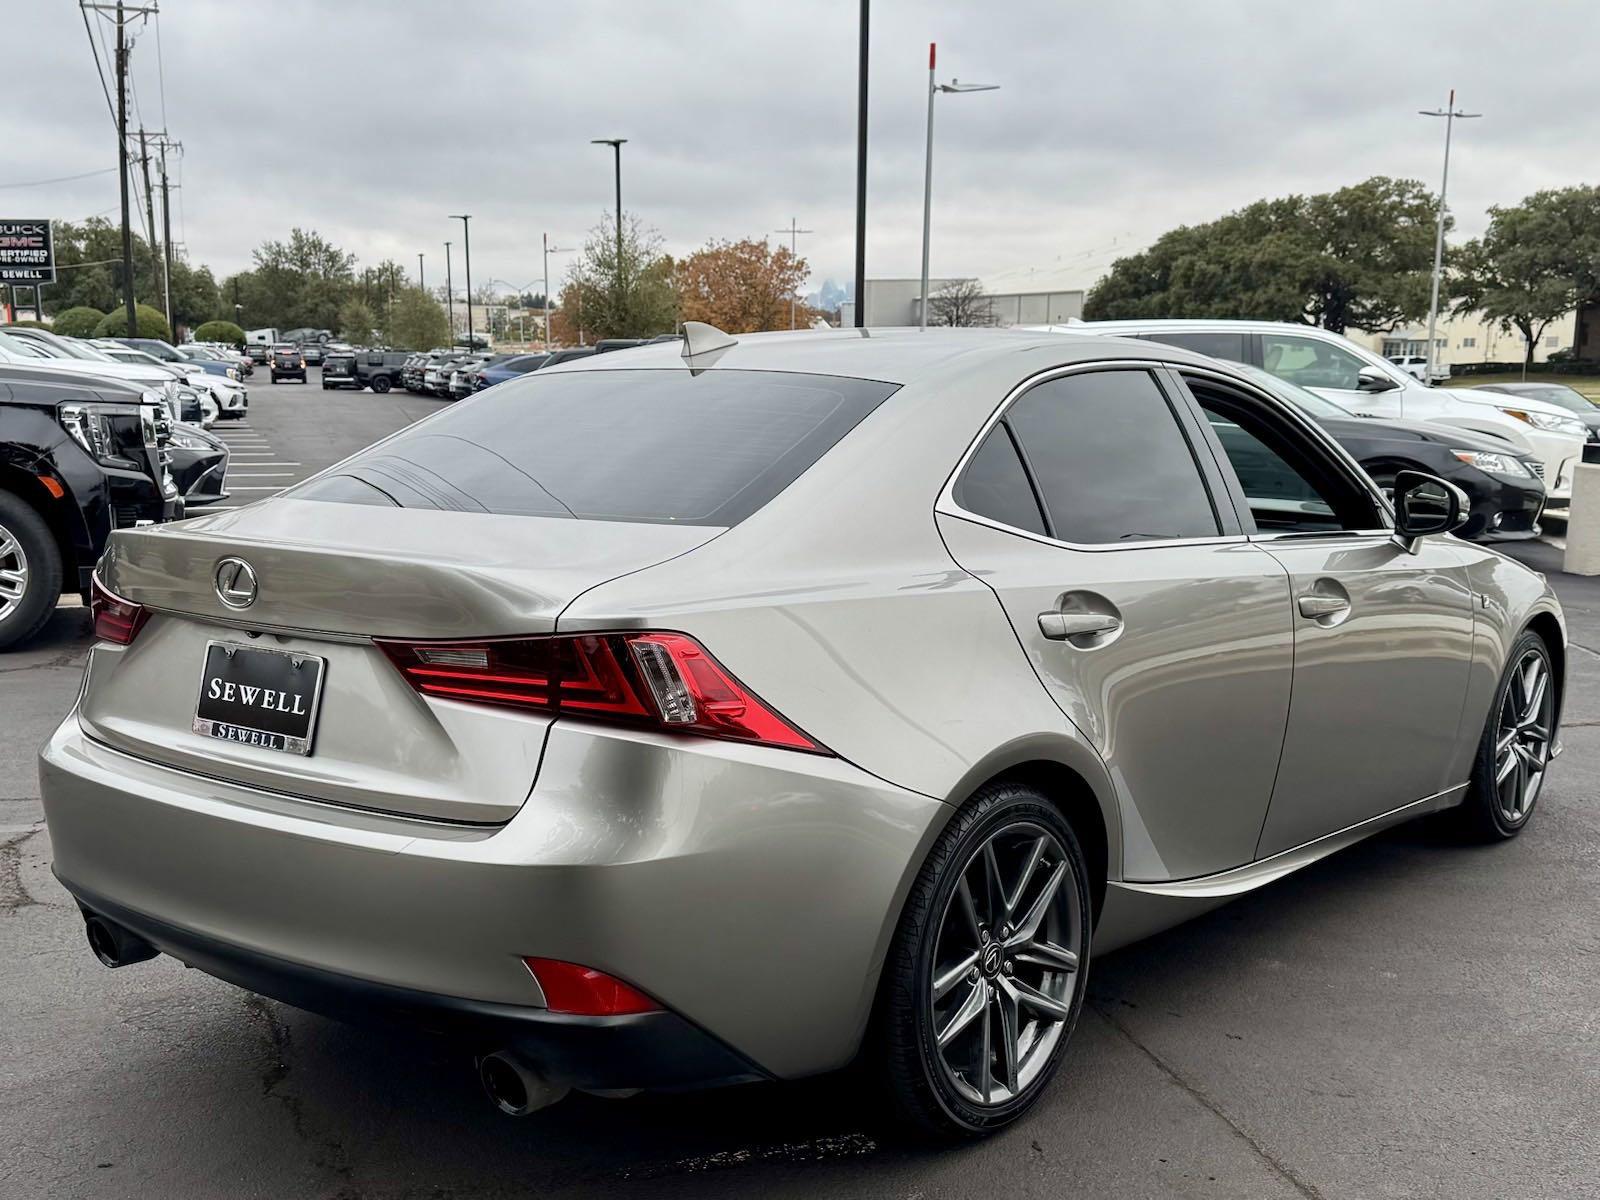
[
  {"x1": 0, "y1": 167, "x2": 118, "y2": 189},
  {"x1": 78, "y1": 1, "x2": 116, "y2": 129}
]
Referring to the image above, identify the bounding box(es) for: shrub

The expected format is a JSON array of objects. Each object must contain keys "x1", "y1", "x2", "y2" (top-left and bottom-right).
[
  {"x1": 93, "y1": 304, "x2": 172, "y2": 343},
  {"x1": 192, "y1": 320, "x2": 246, "y2": 347},
  {"x1": 50, "y1": 306, "x2": 107, "y2": 338}
]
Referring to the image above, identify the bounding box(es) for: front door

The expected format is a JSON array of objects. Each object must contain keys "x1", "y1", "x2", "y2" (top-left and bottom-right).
[
  {"x1": 937, "y1": 366, "x2": 1296, "y2": 882},
  {"x1": 1178, "y1": 369, "x2": 1477, "y2": 858}
]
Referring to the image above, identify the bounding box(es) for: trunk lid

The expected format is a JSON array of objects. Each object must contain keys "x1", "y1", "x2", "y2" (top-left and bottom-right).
[{"x1": 82, "y1": 499, "x2": 720, "y2": 822}]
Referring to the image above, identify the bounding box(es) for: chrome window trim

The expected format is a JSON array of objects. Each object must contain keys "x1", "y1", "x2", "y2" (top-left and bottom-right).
[{"x1": 936, "y1": 359, "x2": 1247, "y2": 554}]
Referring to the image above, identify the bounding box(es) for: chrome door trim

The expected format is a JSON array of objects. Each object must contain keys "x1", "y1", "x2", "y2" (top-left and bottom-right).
[{"x1": 935, "y1": 359, "x2": 1248, "y2": 554}]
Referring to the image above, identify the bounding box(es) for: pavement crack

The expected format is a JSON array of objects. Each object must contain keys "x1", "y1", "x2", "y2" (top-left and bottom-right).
[
  {"x1": 0, "y1": 826, "x2": 46, "y2": 913},
  {"x1": 243, "y1": 995, "x2": 356, "y2": 1189},
  {"x1": 1090, "y1": 999, "x2": 1326, "y2": 1200},
  {"x1": 0, "y1": 649, "x2": 88, "y2": 675},
  {"x1": 1568, "y1": 641, "x2": 1600, "y2": 660}
]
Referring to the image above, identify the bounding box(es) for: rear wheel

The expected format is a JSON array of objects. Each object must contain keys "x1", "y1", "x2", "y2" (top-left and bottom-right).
[
  {"x1": 873, "y1": 781, "x2": 1091, "y2": 1139},
  {"x1": 0, "y1": 493, "x2": 63, "y2": 651},
  {"x1": 371, "y1": 375, "x2": 392, "y2": 394},
  {"x1": 1451, "y1": 630, "x2": 1556, "y2": 840}
]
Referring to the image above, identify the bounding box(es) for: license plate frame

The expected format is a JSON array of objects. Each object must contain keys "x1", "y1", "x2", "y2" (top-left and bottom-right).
[{"x1": 192, "y1": 640, "x2": 326, "y2": 756}]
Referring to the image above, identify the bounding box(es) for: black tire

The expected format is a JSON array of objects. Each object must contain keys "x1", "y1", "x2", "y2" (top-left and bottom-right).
[
  {"x1": 0, "y1": 492, "x2": 64, "y2": 652},
  {"x1": 1450, "y1": 629, "x2": 1556, "y2": 841},
  {"x1": 871, "y1": 781, "x2": 1093, "y2": 1140},
  {"x1": 370, "y1": 375, "x2": 392, "y2": 394}
]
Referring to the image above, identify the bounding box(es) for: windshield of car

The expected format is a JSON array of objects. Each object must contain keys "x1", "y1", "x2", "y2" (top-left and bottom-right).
[
  {"x1": 18, "y1": 331, "x2": 113, "y2": 362},
  {"x1": 291, "y1": 368, "x2": 898, "y2": 525},
  {"x1": 1235, "y1": 364, "x2": 1353, "y2": 418},
  {"x1": 0, "y1": 331, "x2": 51, "y2": 359}
]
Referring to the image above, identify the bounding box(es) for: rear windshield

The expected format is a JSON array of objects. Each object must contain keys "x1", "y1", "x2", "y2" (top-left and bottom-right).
[{"x1": 291, "y1": 368, "x2": 897, "y2": 525}]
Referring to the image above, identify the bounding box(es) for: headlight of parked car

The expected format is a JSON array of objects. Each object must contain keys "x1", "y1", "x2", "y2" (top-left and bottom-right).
[
  {"x1": 59, "y1": 403, "x2": 155, "y2": 470},
  {"x1": 1497, "y1": 407, "x2": 1587, "y2": 436},
  {"x1": 1452, "y1": 449, "x2": 1534, "y2": 478},
  {"x1": 226, "y1": 366, "x2": 238, "y2": 380},
  {"x1": 167, "y1": 428, "x2": 215, "y2": 451}
]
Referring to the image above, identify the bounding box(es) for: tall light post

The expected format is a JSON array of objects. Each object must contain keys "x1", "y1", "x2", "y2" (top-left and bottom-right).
[
  {"x1": 919, "y1": 44, "x2": 999, "y2": 329},
  {"x1": 591, "y1": 138, "x2": 627, "y2": 317},
  {"x1": 543, "y1": 233, "x2": 573, "y2": 352},
  {"x1": 417, "y1": 252, "x2": 425, "y2": 298},
  {"x1": 853, "y1": 0, "x2": 868, "y2": 328},
  {"x1": 1419, "y1": 90, "x2": 1481, "y2": 386},
  {"x1": 774, "y1": 218, "x2": 813, "y2": 329},
  {"x1": 449, "y1": 214, "x2": 474, "y2": 348},
  {"x1": 444, "y1": 241, "x2": 454, "y2": 345}
]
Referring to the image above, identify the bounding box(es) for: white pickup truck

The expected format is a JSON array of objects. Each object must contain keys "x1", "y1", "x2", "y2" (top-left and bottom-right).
[{"x1": 1388, "y1": 354, "x2": 1451, "y2": 384}]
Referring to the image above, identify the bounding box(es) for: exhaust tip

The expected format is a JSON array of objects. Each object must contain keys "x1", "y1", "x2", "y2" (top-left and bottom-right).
[
  {"x1": 83, "y1": 914, "x2": 158, "y2": 969},
  {"x1": 478, "y1": 1051, "x2": 569, "y2": 1117}
]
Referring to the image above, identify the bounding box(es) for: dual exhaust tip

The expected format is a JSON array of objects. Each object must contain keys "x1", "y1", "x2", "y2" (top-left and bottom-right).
[{"x1": 80, "y1": 911, "x2": 569, "y2": 1118}]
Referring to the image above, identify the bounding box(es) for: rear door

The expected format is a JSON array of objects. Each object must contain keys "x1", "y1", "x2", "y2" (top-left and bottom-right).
[
  {"x1": 1176, "y1": 368, "x2": 1476, "y2": 857},
  {"x1": 936, "y1": 365, "x2": 1295, "y2": 882}
]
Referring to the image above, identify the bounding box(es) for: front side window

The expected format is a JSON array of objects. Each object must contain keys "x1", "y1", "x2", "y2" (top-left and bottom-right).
[
  {"x1": 1261, "y1": 333, "x2": 1367, "y2": 391},
  {"x1": 997, "y1": 370, "x2": 1221, "y2": 544},
  {"x1": 1187, "y1": 378, "x2": 1380, "y2": 535}
]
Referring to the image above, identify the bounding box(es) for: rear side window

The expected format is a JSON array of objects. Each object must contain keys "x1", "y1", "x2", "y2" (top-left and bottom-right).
[
  {"x1": 1001, "y1": 369, "x2": 1221, "y2": 544},
  {"x1": 1139, "y1": 331, "x2": 1246, "y2": 362},
  {"x1": 292, "y1": 369, "x2": 897, "y2": 526},
  {"x1": 953, "y1": 425, "x2": 1047, "y2": 536}
]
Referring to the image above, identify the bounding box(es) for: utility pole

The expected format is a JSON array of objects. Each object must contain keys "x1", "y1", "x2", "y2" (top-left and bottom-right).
[
  {"x1": 444, "y1": 241, "x2": 454, "y2": 345},
  {"x1": 1420, "y1": 90, "x2": 1481, "y2": 387},
  {"x1": 773, "y1": 218, "x2": 813, "y2": 329},
  {"x1": 114, "y1": 2, "x2": 137, "y2": 334},
  {"x1": 853, "y1": 0, "x2": 869, "y2": 328},
  {"x1": 417, "y1": 252, "x2": 425, "y2": 298},
  {"x1": 136, "y1": 128, "x2": 162, "y2": 329},
  {"x1": 543, "y1": 234, "x2": 572, "y2": 352},
  {"x1": 156, "y1": 136, "x2": 178, "y2": 334}
]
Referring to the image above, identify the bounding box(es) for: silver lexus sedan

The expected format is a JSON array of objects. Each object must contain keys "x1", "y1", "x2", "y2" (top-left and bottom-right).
[{"x1": 40, "y1": 326, "x2": 1565, "y2": 1138}]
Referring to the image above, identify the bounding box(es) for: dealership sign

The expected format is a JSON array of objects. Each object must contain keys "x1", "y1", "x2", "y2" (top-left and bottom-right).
[{"x1": 0, "y1": 220, "x2": 56, "y2": 284}]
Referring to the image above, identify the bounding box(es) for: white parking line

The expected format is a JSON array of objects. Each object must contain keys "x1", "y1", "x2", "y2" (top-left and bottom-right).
[
  {"x1": 222, "y1": 461, "x2": 300, "y2": 466},
  {"x1": 228, "y1": 486, "x2": 286, "y2": 492},
  {"x1": 229, "y1": 473, "x2": 297, "y2": 479}
]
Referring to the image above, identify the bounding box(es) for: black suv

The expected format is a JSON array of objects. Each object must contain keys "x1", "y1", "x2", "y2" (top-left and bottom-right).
[
  {"x1": 0, "y1": 364, "x2": 174, "y2": 649},
  {"x1": 270, "y1": 343, "x2": 307, "y2": 384}
]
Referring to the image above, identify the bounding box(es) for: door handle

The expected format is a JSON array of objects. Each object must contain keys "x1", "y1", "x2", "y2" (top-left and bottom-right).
[
  {"x1": 1297, "y1": 594, "x2": 1351, "y2": 620},
  {"x1": 1038, "y1": 611, "x2": 1123, "y2": 641}
]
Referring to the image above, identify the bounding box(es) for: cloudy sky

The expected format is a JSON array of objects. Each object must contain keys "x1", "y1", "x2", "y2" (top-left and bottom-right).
[{"x1": 3, "y1": 0, "x2": 1593, "y2": 301}]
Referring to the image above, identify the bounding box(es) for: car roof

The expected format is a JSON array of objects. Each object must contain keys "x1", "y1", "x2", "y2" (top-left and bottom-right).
[
  {"x1": 0, "y1": 361, "x2": 147, "y2": 399},
  {"x1": 558, "y1": 325, "x2": 1217, "y2": 386}
]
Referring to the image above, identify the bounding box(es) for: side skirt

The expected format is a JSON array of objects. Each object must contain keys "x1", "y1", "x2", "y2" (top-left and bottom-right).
[{"x1": 1093, "y1": 784, "x2": 1468, "y2": 954}]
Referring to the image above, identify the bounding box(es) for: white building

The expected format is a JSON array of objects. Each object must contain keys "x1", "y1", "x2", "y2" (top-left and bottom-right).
[
  {"x1": 1351, "y1": 310, "x2": 1577, "y2": 368},
  {"x1": 840, "y1": 278, "x2": 1085, "y2": 328}
]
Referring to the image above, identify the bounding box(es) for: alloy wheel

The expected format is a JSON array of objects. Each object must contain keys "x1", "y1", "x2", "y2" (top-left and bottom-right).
[
  {"x1": 929, "y1": 822, "x2": 1082, "y2": 1107},
  {"x1": 1494, "y1": 648, "x2": 1553, "y2": 825},
  {"x1": 0, "y1": 521, "x2": 29, "y2": 624}
]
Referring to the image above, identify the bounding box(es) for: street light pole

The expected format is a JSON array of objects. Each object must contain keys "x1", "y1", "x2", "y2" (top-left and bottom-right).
[
  {"x1": 444, "y1": 241, "x2": 454, "y2": 345},
  {"x1": 417, "y1": 252, "x2": 425, "y2": 298},
  {"x1": 450, "y1": 215, "x2": 473, "y2": 348},
  {"x1": 543, "y1": 233, "x2": 573, "y2": 353},
  {"x1": 853, "y1": 0, "x2": 868, "y2": 328},
  {"x1": 591, "y1": 139, "x2": 627, "y2": 321},
  {"x1": 919, "y1": 46, "x2": 999, "y2": 329},
  {"x1": 1419, "y1": 90, "x2": 1481, "y2": 387},
  {"x1": 773, "y1": 218, "x2": 813, "y2": 329}
]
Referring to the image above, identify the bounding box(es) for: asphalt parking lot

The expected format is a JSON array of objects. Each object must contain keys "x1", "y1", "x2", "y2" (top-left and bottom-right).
[{"x1": 2, "y1": 376, "x2": 1597, "y2": 1198}]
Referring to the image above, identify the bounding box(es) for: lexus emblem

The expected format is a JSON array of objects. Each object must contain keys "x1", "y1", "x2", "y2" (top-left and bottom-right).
[{"x1": 214, "y1": 558, "x2": 258, "y2": 609}]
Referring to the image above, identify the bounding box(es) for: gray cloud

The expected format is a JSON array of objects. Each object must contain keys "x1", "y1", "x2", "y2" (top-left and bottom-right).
[{"x1": 3, "y1": 0, "x2": 1592, "y2": 300}]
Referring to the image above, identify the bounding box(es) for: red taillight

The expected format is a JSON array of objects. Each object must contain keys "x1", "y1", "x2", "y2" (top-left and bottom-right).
[
  {"x1": 90, "y1": 574, "x2": 150, "y2": 645},
  {"x1": 522, "y1": 957, "x2": 661, "y2": 1016},
  {"x1": 376, "y1": 631, "x2": 824, "y2": 753}
]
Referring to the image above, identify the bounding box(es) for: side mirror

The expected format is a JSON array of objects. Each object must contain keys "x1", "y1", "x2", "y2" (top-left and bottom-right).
[
  {"x1": 1392, "y1": 470, "x2": 1469, "y2": 552},
  {"x1": 1357, "y1": 366, "x2": 1400, "y2": 393}
]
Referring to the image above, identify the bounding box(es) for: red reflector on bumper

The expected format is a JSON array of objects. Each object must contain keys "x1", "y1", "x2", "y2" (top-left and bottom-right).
[{"x1": 522, "y1": 957, "x2": 662, "y2": 1016}]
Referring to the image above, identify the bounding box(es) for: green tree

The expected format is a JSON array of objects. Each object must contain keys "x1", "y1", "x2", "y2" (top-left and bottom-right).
[
  {"x1": 1453, "y1": 186, "x2": 1600, "y2": 366},
  {"x1": 93, "y1": 303, "x2": 172, "y2": 341},
  {"x1": 337, "y1": 298, "x2": 378, "y2": 343},
  {"x1": 192, "y1": 320, "x2": 246, "y2": 347},
  {"x1": 562, "y1": 213, "x2": 678, "y2": 340},
  {"x1": 381, "y1": 286, "x2": 450, "y2": 350},
  {"x1": 1085, "y1": 177, "x2": 1440, "y2": 333},
  {"x1": 236, "y1": 229, "x2": 358, "y2": 332},
  {"x1": 51, "y1": 306, "x2": 107, "y2": 338}
]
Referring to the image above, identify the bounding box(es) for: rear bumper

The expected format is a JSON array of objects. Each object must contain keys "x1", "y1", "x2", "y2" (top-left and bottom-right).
[
  {"x1": 62, "y1": 878, "x2": 762, "y2": 1091},
  {"x1": 39, "y1": 714, "x2": 947, "y2": 1083}
]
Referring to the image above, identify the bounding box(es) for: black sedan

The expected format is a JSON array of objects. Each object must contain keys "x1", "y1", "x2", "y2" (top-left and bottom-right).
[
  {"x1": 1238, "y1": 365, "x2": 1545, "y2": 541},
  {"x1": 1473, "y1": 381, "x2": 1600, "y2": 443},
  {"x1": 162, "y1": 422, "x2": 230, "y2": 507}
]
